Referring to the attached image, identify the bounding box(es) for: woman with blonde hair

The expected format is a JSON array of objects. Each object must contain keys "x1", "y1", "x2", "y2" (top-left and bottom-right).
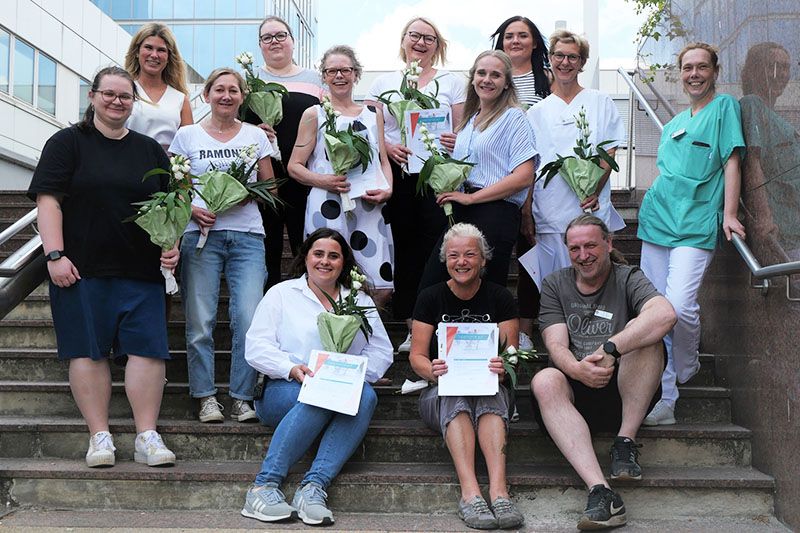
[
  {"x1": 418, "y1": 50, "x2": 538, "y2": 293},
  {"x1": 125, "y1": 22, "x2": 192, "y2": 151},
  {"x1": 365, "y1": 17, "x2": 466, "y2": 352}
]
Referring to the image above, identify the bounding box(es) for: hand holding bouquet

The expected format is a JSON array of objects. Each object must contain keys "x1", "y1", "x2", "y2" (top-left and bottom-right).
[
  {"x1": 316, "y1": 268, "x2": 375, "y2": 353},
  {"x1": 498, "y1": 341, "x2": 541, "y2": 391},
  {"x1": 375, "y1": 60, "x2": 440, "y2": 146},
  {"x1": 236, "y1": 51, "x2": 288, "y2": 159}
]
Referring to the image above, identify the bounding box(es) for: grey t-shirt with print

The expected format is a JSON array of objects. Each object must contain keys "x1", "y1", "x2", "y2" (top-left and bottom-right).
[{"x1": 538, "y1": 263, "x2": 661, "y2": 361}]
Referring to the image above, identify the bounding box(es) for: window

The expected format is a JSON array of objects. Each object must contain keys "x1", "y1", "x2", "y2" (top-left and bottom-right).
[
  {"x1": 0, "y1": 29, "x2": 9, "y2": 93},
  {"x1": 79, "y1": 78, "x2": 90, "y2": 119},
  {"x1": 13, "y1": 39, "x2": 34, "y2": 104},
  {"x1": 111, "y1": 0, "x2": 132, "y2": 18},
  {"x1": 131, "y1": 0, "x2": 151, "y2": 19},
  {"x1": 37, "y1": 53, "x2": 56, "y2": 115}
]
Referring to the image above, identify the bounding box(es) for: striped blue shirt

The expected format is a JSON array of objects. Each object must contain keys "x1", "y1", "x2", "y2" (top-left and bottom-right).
[{"x1": 453, "y1": 106, "x2": 539, "y2": 208}]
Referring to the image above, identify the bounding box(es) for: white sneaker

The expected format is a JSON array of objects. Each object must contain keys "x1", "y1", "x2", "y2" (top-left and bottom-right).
[
  {"x1": 643, "y1": 400, "x2": 676, "y2": 426},
  {"x1": 519, "y1": 332, "x2": 534, "y2": 351},
  {"x1": 199, "y1": 396, "x2": 225, "y2": 423},
  {"x1": 398, "y1": 332, "x2": 412, "y2": 353},
  {"x1": 231, "y1": 399, "x2": 258, "y2": 422},
  {"x1": 86, "y1": 431, "x2": 116, "y2": 468},
  {"x1": 134, "y1": 430, "x2": 176, "y2": 466}
]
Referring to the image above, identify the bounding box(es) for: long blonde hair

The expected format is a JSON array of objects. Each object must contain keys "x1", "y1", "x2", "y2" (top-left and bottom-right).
[
  {"x1": 456, "y1": 50, "x2": 521, "y2": 133},
  {"x1": 125, "y1": 23, "x2": 188, "y2": 95}
]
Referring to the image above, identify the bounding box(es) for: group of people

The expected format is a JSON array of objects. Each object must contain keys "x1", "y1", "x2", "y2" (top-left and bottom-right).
[{"x1": 26, "y1": 10, "x2": 747, "y2": 531}]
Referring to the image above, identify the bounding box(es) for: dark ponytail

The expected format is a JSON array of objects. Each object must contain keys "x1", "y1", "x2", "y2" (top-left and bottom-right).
[
  {"x1": 76, "y1": 66, "x2": 138, "y2": 132},
  {"x1": 491, "y1": 16, "x2": 552, "y2": 99}
]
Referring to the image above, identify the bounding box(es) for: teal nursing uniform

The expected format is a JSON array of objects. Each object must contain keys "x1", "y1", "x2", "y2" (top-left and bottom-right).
[{"x1": 638, "y1": 94, "x2": 745, "y2": 250}]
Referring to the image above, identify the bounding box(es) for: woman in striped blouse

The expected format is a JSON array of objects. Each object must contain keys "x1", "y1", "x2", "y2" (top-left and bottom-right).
[
  {"x1": 491, "y1": 16, "x2": 551, "y2": 108},
  {"x1": 418, "y1": 50, "x2": 538, "y2": 292}
]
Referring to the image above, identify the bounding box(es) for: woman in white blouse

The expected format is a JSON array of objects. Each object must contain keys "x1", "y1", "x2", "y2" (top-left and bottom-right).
[
  {"x1": 418, "y1": 50, "x2": 538, "y2": 293},
  {"x1": 242, "y1": 228, "x2": 392, "y2": 526}
]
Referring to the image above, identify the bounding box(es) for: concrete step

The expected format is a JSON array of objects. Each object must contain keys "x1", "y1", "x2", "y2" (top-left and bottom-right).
[
  {"x1": 0, "y1": 382, "x2": 733, "y2": 424},
  {"x1": 0, "y1": 417, "x2": 753, "y2": 468},
  {"x1": 0, "y1": 459, "x2": 774, "y2": 518},
  {"x1": 0, "y1": 509, "x2": 790, "y2": 532}
]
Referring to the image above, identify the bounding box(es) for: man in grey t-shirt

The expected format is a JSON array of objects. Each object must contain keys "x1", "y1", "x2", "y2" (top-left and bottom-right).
[{"x1": 532, "y1": 214, "x2": 677, "y2": 531}]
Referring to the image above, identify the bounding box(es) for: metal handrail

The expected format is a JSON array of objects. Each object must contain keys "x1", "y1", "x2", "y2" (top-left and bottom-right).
[
  {"x1": 0, "y1": 208, "x2": 36, "y2": 248},
  {"x1": 637, "y1": 68, "x2": 678, "y2": 118},
  {"x1": 0, "y1": 207, "x2": 46, "y2": 319},
  {"x1": 618, "y1": 67, "x2": 800, "y2": 301}
]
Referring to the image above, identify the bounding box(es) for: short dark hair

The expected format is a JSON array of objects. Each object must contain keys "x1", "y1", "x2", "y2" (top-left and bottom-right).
[{"x1": 290, "y1": 228, "x2": 366, "y2": 290}]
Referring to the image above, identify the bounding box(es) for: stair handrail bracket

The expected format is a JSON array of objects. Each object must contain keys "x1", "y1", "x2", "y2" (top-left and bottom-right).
[
  {"x1": 0, "y1": 206, "x2": 47, "y2": 320},
  {"x1": 731, "y1": 233, "x2": 800, "y2": 301},
  {"x1": 0, "y1": 208, "x2": 41, "y2": 277}
]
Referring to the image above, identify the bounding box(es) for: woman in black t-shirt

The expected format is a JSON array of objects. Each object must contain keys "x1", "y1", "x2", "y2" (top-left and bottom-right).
[
  {"x1": 409, "y1": 223, "x2": 523, "y2": 530},
  {"x1": 28, "y1": 66, "x2": 177, "y2": 469}
]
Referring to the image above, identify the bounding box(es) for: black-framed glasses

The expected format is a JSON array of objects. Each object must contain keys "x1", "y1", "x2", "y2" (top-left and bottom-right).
[
  {"x1": 550, "y1": 51, "x2": 582, "y2": 64},
  {"x1": 406, "y1": 31, "x2": 437, "y2": 45},
  {"x1": 96, "y1": 90, "x2": 134, "y2": 104},
  {"x1": 260, "y1": 31, "x2": 289, "y2": 44},
  {"x1": 322, "y1": 67, "x2": 354, "y2": 77}
]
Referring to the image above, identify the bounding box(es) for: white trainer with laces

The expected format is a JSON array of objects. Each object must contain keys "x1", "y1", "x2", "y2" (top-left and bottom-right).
[
  {"x1": 643, "y1": 399, "x2": 676, "y2": 426},
  {"x1": 398, "y1": 332, "x2": 412, "y2": 353},
  {"x1": 519, "y1": 332, "x2": 534, "y2": 351},
  {"x1": 134, "y1": 430, "x2": 176, "y2": 466},
  {"x1": 198, "y1": 396, "x2": 225, "y2": 423},
  {"x1": 86, "y1": 431, "x2": 116, "y2": 468}
]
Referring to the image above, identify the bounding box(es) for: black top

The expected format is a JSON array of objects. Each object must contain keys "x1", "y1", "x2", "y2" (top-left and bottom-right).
[
  {"x1": 413, "y1": 281, "x2": 519, "y2": 358},
  {"x1": 27, "y1": 125, "x2": 170, "y2": 282}
]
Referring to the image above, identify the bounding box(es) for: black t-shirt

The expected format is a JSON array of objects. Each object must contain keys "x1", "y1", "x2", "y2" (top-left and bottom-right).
[
  {"x1": 413, "y1": 281, "x2": 519, "y2": 358},
  {"x1": 27, "y1": 125, "x2": 170, "y2": 282}
]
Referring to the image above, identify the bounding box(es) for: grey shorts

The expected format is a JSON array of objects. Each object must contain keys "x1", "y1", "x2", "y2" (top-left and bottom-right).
[{"x1": 418, "y1": 384, "x2": 512, "y2": 439}]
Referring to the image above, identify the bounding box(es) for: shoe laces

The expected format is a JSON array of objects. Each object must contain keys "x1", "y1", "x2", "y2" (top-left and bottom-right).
[
  {"x1": 233, "y1": 400, "x2": 253, "y2": 413},
  {"x1": 492, "y1": 497, "x2": 514, "y2": 514},
  {"x1": 92, "y1": 432, "x2": 116, "y2": 452},
  {"x1": 302, "y1": 483, "x2": 328, "y2": 506},
  {"x1": 586, "y1": 485, "x2": 610, "y2": 511},
  {"x1": 612, "y1": 438, "x2": 642, "y2": 463},
  {"x1": 466, "y1": 496, "x2": 492, "y2": 516},
  {"x1": 260, "y1": 484, "x2": 287, "y2": 505},
  {"x1": 141, "y1": 431, "x2": 166, "y2": 450},
  {"x1": 200, "y1": 398, "x2": 224, "y2": 414}
]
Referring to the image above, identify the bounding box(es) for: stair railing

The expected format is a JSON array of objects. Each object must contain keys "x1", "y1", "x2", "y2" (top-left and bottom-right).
[
  {"x1": 0, "y1": 208, "x2": 46, "y2": 319},
  {"x1": 617, "y1": 68, "x2": 800, "y2": 302}
]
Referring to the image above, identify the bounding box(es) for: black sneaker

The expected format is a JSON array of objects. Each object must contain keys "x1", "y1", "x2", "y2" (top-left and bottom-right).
[
  {"x1": 577, "y1": 484, "x2": 627, "y2": 530},
  {"x1": 609, "y1": 436, "x2": 643, "y2": 480}
]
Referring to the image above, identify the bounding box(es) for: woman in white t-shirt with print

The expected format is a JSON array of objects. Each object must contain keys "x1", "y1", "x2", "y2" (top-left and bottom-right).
[
  {"x1": 364, "y1": 17, "x2": 466, "y2": 352},
  {"x1": 169, "y1": 68, "x2": 275, "y2": 425}
]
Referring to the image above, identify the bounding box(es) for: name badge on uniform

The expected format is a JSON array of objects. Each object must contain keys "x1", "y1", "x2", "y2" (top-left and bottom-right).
[
  {"x1": 561, "y1": 118, "x2": 575, "y2": 125},
  {"x1": 594, "y1": 309, "x2": 613, "y2": 320},
  {"x1": 671, "y1": 128, "x2": 686, "y2": 139}
]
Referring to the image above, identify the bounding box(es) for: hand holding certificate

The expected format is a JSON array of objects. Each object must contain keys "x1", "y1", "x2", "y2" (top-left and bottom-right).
[
  {"x1": 437, "y1": 322, "x2": 500, "y2": 396},
  {"x1": 298, "y1": 350, "x2": 368, "y2": 416}
]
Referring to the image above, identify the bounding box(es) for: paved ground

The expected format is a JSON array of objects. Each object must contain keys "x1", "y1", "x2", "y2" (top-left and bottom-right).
[{"x1": 0, "y1": 509, "x2": 792, "y2": 532}]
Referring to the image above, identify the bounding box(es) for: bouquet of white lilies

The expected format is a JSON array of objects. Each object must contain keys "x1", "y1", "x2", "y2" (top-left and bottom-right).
[
  {"x1": 375, "y1": 60, "x2": 441, "y2": 148},
  {"x1": 316, "y1": 268, "x2": 375, "y2": 353},
  {"x1": 236, "y1": 51, "x2": 288, "y2": 160}
]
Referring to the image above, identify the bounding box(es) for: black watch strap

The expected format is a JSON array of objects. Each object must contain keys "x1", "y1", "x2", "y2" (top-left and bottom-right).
[
  {"x1": 603, "y1": 340, "x2": 621, "y2": 359},
  {"x1": 46, "y1": 250, "x2": 65, "y2": 261}
]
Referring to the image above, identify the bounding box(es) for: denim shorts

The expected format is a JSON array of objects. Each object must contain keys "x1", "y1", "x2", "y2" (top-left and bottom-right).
[
  {"x1": 418, "y1": 384, "x2": 512, "y2": 439},
  {"x1": 49, "y1": 277, "x2": 169, "y2": 361}
]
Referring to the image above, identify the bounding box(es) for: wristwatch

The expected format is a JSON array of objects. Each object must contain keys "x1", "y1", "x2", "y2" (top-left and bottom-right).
[
  {"x1": 45, "y1": 250, "x2": 66, "y2": 261},
  {"x1": 603, "y1": 340, "x2": 621, "y2": 359}
]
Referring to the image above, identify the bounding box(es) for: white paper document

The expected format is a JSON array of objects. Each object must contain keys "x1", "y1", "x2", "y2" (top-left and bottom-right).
[
  {"x1": 344, "y1": 156, "x2": 390, "y2": 200},
  {"x1": 437, "y1": 322, "x2": 499, "y2": 397},
  {"x1": 297, "y1": 350, "x2": 368, "y2": 416},
  {"x1": 404, "y1": 108, "x2": 453, "y2": 174},
  {"x1": 517, "y1": 240, "x2": 556, "y2": 291}
]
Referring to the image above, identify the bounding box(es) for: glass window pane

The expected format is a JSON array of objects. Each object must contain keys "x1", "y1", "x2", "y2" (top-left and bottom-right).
[
  {"x1": 193, "y1": 25, "x2": 214, "y2": 78},
  {"x1": 37, "y1": 54, "x2": 56, "y2": 115},
  {"x1": 111, "y1": 0, "x2": 132, "y2": 18},
  {"x1": 236, "y1": 0, "x2": 257, "y2": 18},
  {"x1": 215, "y1": 25, "x2": 235, "y2": 71},
  {"x1": 172, "y1": 24, "x2": 194, "y2": 69},
  {"x1": 13, "y1": 40, "x2": 34, "y2": 104},
  {"x1": 0, "y1": 29, "x2": 9, "y2": 93},
  {"x1": 235, "y1": 25, "x2": 258, "y2": 67},
  {"x1": 174, "y1": 0, "x2": 193, "y2": 18},
  {"x1": 131, "y1": 0, "x2": 151, "y2": 19},
  {"x1": 215, "y1": 0, "x2": 226, "y2": 18},
  {"x1": 195, "y1": 0, "x2": 213, "y2": 18},
  {"x1": 79, "y1": 79, "x2": 90, "y2": 119},
  {"x1": 91, "y1": 0, "x2": 111, "y2": 16},
  {"x1": 153, "y1": 1, "x2": 172, "y2": 18}
]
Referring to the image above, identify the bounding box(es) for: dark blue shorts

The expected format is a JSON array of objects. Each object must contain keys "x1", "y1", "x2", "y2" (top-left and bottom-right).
[{"x1": 49, "y1": 277, "x2": 170, "y2": 361}]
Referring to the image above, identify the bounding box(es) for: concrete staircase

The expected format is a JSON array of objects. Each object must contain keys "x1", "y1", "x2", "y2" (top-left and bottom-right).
[{"x1": 0, "y1": 190, "x2": 789, "y2": 531}]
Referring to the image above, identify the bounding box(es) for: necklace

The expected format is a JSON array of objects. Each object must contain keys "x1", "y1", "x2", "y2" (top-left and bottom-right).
[{"x1": 209, "y1": 120, "x2": 237, "y2": 134}]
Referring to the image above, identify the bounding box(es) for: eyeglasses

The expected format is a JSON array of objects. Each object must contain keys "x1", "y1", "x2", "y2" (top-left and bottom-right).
[
  {"x1": 550, "y1": 52, "x2": 582, "y2": 64},
  {"x1": 406, "y1": 31, "x2": 438, "y2": 45},
  {"x1": 322, "y1": 67, "x2": 354, "y2": 77},
  {"x1": 95, "y1": 90, "x2": 134, "y2": 104},
  {"x1": 260, "y1": 31, "x2": 289, "y2": 44}
]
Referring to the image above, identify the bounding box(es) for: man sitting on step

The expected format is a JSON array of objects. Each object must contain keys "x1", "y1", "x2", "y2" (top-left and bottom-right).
[{"x1": 530, "y1": 214, "x2": 677, "y2": 530}]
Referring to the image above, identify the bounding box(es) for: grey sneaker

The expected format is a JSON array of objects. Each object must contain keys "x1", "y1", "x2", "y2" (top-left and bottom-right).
[
  {"x1": 292, "y1": 482, "x2": 334, "y2": 525},
  {"x1": 231, "y1": 399, "x2": 258, "y2": 422},
  {"x1": 85, "y1": 431, "x2": 116, "y2": 468},
  {"x1": 643, "y1": 399, "x2": 676, "y2": 426},
  {"x1": 457, "y1": 496, "x2": 498, "y2": 529},
  {"x1": 241, "y1": 483, "x2": 297, "y2": 522},
  {"x1": 490, "y1": 496, "x2": 524, "y2": 529},
  {"x1": 198, "y1": 396, "x2": 224, "y2": 423}
]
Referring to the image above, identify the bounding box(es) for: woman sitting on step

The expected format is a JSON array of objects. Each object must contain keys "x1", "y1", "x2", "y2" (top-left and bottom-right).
[
  {"x1": 28, "y1": 66, "x2": 177, "y2": 468},
  {"x1": 409, "y1": 223, "x2": 524, "y2": 530},
  {"x1": 241, "y1": 228, "x2": 393, "y2": 526}
]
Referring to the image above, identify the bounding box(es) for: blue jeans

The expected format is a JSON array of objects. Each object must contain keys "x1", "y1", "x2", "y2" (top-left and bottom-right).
[
  {"x1": 180, "y1": 230, "x2": 266, "y2": 400},
  {"x1": 253, "y1": 379, "x2": 377, "y2": 488}
]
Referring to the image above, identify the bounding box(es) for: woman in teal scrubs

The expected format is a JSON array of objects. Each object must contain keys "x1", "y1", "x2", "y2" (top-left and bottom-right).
[{"x1": 637, "y1": 42, "x2": 746, "y2": 426}]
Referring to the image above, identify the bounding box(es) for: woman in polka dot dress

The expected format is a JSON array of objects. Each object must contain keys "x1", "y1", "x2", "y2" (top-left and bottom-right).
[{"x1": 288, "y1": 45, "x2": 394, "y2": 307}]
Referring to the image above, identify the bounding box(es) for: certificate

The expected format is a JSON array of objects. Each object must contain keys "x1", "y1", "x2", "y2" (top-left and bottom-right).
[
  {"x1": 437, "y1": 322, "x2": 499, "y2": 397},
  {"x1": 344, "y1": 154, "x2": 390, "y2": 200},
  {"x1": 297, "y1": 350, "x2": 368, "y2": 416},
  {"x1": 404, "y1": 108, "x2": 452, "y2": 174}
]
